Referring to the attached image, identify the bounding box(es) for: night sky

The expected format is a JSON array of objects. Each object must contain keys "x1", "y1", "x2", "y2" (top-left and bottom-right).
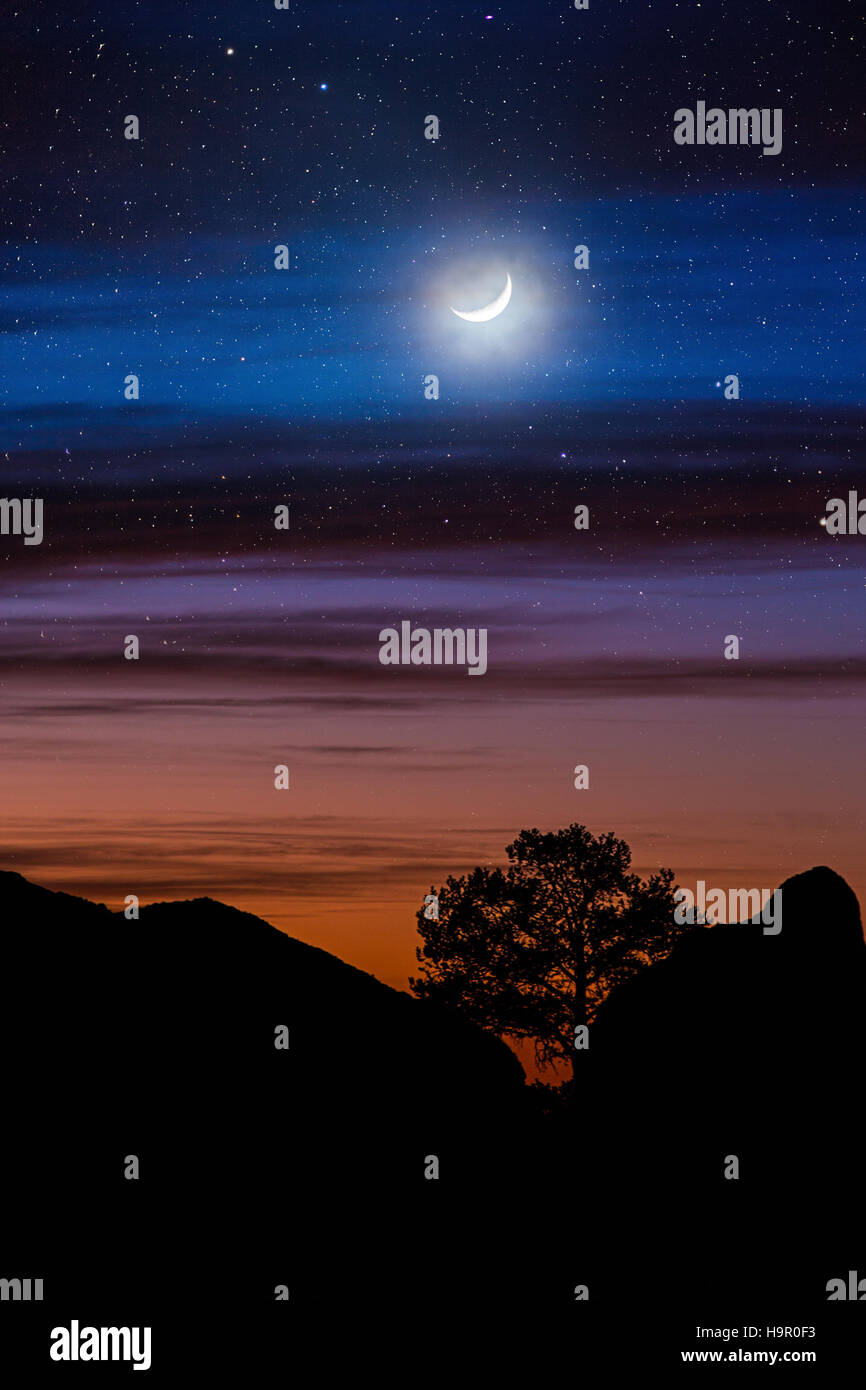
[{"x1": 1, "y1": 1, "x2": 863, "y2": 1025}]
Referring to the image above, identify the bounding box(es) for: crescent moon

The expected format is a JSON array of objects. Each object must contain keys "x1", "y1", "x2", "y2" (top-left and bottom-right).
[{"x1": 450, "y1": 272, "x2": 512, "y2": 322}]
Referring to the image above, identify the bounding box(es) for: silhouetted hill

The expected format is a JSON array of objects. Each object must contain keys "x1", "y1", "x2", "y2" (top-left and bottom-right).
[
  {"x1": 586, "y1": 865, "x2": 866, "y2": 1309},
  {"x1": 2, "y1": 866, "x2": 864, "y2": 1370},
  {"x1": 0, "y1": 869, "x2": 526, "y2": 1120},
  {"x1": 0, "y1": 871, "x2": 537, "y2": 1348}
]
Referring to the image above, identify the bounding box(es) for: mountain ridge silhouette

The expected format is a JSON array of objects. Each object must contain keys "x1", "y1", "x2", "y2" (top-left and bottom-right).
[
  {"x1": 1, "y1": 862, "x2": 863, "y2": 1361},
  {"x1": 584, "y1": 861, "x2": 866, "y2": 1317}
]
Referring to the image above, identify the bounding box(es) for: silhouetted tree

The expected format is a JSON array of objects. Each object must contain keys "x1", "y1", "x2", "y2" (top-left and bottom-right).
[{"x1": 411, "y1": 824, "x2": 688, "y2": 1080}]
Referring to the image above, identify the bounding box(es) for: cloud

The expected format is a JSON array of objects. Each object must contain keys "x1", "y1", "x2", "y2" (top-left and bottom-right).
[{"x1": 0, "y1": 815, "x2": 520, "y2": 909}]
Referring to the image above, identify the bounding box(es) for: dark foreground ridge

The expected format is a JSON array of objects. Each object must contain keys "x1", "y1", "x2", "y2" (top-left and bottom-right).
[
  {"x1": 588, "y1": 865, "x2": 866, "y2": 1296},
  {"x1": 0, "y1": 866, "x2": 864, "y2": 1369}
]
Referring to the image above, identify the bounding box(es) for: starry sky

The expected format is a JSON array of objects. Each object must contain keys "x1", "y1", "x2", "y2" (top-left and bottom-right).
[{"x1": 1, "y1": 1, "x2": 864, "y2": 1043}]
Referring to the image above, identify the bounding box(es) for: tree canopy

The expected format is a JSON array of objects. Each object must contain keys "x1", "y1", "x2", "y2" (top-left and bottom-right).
[{"x1": 411, "y1": 824, "x2": 689, "y2": 1078}]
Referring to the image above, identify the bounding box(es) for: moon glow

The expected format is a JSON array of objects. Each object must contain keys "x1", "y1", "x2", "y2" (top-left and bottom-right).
[{"x1": 450, "y1": 272, "x2": 513, "y2": 322}]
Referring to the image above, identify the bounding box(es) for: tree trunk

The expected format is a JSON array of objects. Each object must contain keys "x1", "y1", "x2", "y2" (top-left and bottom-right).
[{"x1": 572, "y1": 927, "x2": 587, "y2": 1086}]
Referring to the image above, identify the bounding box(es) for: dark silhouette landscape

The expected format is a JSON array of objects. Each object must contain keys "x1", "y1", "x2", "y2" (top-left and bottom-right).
[{"x1": 1, "y1": 862, "x2": 864, "y2": 1372}]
